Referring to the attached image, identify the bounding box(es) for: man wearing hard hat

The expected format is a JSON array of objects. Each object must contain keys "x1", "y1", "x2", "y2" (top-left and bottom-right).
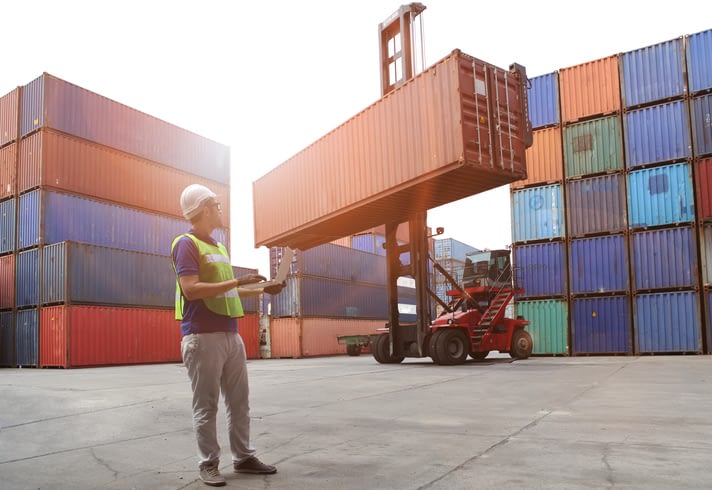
[{"x1": 171, "y1": 184, "x2": 281, "y2": 487}]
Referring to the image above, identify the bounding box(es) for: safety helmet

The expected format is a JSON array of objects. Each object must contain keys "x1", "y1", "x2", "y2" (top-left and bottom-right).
[{"x1": 180, "y1": 184, "x2": 217, "y2": 219}]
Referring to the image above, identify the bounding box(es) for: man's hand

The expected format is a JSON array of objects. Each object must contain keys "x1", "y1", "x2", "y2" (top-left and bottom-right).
[
  {"x1": 263, "y1": 281, "x2": 286, "y2": 295},
  {"x1": 236, "y1": 273, "x2": 267, "y2": 286}
]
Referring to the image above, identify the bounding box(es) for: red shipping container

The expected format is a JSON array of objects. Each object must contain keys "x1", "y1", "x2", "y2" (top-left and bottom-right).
[
  {"x1": 253, "y1": 50, "x2": 530, "y2": 250},
  {"x1": 0, "y1": 88, "x2": 18, "y2": 147},
  {"x1": 0, "y1": 143, "x2": 16, "y2": 200},
  {"x1": 696, "y1": 158, "x2": 712, "y2": 221},
  {"x1": 0, "y1": 253, "x2": 14, "y2": 309},
  {"x1": 559, "y1": 55, "x2": 621, "y2": 124},
  {"x1": 18, "y1": 129, "x2": 230, "y2": 221},
  {"x1": 40, "y1": 306, "x2": 180, "y2": 368},
  {"x1": 239, "y1": 313, "x2": 260, "y2": 360}
]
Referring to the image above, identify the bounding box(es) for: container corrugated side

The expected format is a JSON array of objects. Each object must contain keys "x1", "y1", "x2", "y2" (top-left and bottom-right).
[
  {"x1": 620, "y1": 37, "x2": 686, "y2": 108},
  {"x1": 297, "y1": 243, "x2": 387, "y2": 285},
  {"x1": 0, "y1": 88, "x2": 18, "y2": 147},
  {"x1": 0, "y1": 198, "x2": 15, "y2": 254},
  {"x1": 686, "y1": 28, "x2": 712, "y2": 94},
  {"x1": 569, "y1": 235, "x2": 629, "y2": 295},
  {"x1": 231, "y1": 266, "x2": 259, "y2": 313},
  {"x1": 627, "y1": 162, "x2": 695, "y2": 228},
  {"x1": 0, "y1": 311, "x2": 14, "y2": 366},
  {"x1": 20, "y1": 74, "x2": 231, "y2": 183},
  {"x1": 695, "y1": 158, "x2": 712, "y2": 221},
  {"x1": 511, "y1": 184, "x2": 565, "y2": 243},
  {"x1": 434, "y1": 238, "x2": 478, "y2": 261},
  {"x1": 634, "y1": 291, "x2": 702, "y2": 353},
  {"x1": 624, "y1": 100, "x2": 692, "y2": 168},
  {"x1": 42, "y1": 241, "x2": 174, "y2": 307},
  {"x1": 238, "y1": 313, "x2": 260, "y2": 360},
  {"x1": 17, "y1": 189, "x2": 228, "y2": 253},
  {"x1": 39, "y1": 305, "x2": 180, "y2": 368},
  {"x1": 630, "y1": 226, "x2": 698, "y2": 291},
  {"x1": 512, "y1": 242, "x2": 566, "y2": 298},
  {"x1": 690, "y1": 93, "x2": 712, "y2": 157},
  {"x1": 707, "y1": 289, "x2": 712, "y2": 354},
  {"x1": 0, "y1": 253, "x2": 15, "y2": 309},
  {"x1": 302, "y1": 318, "x2": 384, "y2": 357},
  {"x1": 15, "y1": 308, "x2": 38, "y2": 366},
  {"x1": 511, "y1": 127, "x2": 563, "y2": 189},
  {"x1": 0, "y1": 142, "x2": 16, "y2": 200},
  {"x1": 268, "y1": 317, "x2": 302, "y2": 359},
  {"x1": 515, "y1": 299, "x2": 568, "y2": 355},
  {"x1": 563, "y1": 115, "x2": 623, "y2": 178},
  {"x1": 253, "y1": 50, "x2": 529, "y2": 250},
  {"x1": 271, "y1": 275, "x2": 389, "y2": 319},
  {"x1": 566, "y1": 173, "x2": 626, "y2": 236},
  {"x1": 18, "y1": 129, "x2": 231, "y2": 220},
  {"x1": 559, "y1": 55, "x2": 620, "y2": 124},
  {"x1": 16, "y1": 248, "x2": 39, "y2": 307},
  {"x1": 571, "y1": 296, "x2": 632, "y2": 354},
  {"x1": 527, "y1": 72, "x2": 560, "y2": 128},
  {"x1": 700, "y1": 224, "x2": 712, "y2": 286}
]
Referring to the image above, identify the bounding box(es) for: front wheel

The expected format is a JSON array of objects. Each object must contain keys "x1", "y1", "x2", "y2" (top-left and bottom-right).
[
  {"x1": 435, "y1": 329, "x2": 469, "y2": 365},
  {"x1": 346, "y1": 344, "x2": 361, "y2": 356},
  {"x1": 372, "y1": 334, "x2": 404, "y2": 364},
  {"x1": 469, "y1": 351, "x2": 489, "y2": 361},
  {"x1": 510, "y1": 330, "x2": 533, "y2": 359}
]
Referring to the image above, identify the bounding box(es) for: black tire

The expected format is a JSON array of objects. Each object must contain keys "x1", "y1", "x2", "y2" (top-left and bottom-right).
[
  {"x1": 510, "y1": 329, "x2": 533, "y2": 359},
  {"x1": 435, "y1": 329, "x2": 469, "y2": 365},
  {"x1": 372, "y1": 334, "x2": 405, "y2": 364},
  {"x1": 346, "y1": 344, "x2": 361, "y2": 356},
  {"x1": 429, "y1": 330, "x2": 443, "y2": 365},
  {"x1": 469, "y1": 351, "x2": 489, "y2": 361}
]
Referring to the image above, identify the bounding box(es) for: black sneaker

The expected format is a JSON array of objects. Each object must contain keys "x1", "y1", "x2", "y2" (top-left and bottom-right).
[
  {"x1": 234, "y1": 456, "x2": 277, "y2": 474},
  {"x1": 199, "y1": 465, "x2": 226, "y2": 486}
]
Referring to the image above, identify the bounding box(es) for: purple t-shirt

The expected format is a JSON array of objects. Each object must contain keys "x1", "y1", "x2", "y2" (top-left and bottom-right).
[{"x1": 172, "y1": 231, "x2": 238, "y2": 336}]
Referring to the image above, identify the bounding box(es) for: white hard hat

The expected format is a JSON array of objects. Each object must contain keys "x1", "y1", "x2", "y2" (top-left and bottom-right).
[{"x1": 180, "y1": 184, "x2": 217, "y2": 219}]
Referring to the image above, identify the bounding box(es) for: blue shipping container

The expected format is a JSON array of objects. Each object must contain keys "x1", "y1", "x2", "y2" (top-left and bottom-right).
[
  {"x1": 690, "y1": 93, "x2": 712, "y2": 157},
  {"x1": 634, "y1": 291, "x2": 701, "y2": 353},
  {"x1": 15, "y1": 308, "x2": 38, "y2": 367},
  {"x1": 296, "y1": 243, "x2": 387, "y2": 285},
  {"x1": 620, "y1": 37, "x2": 686, "y2": 108},
  {"x1": 232, "y1": 265, "x2": 260, "y2": 313},
  {"x1": 686, "y1": 28, "x2": 712, "y2": 94},
  {"x1": 513, "y1": 241, "x2": 566, "y2": 297},
  {"x1": 20, "y1": 74, "x2": 230, "y2": 183},
  {"x1": 0, "y1": 311, "x2": 14, "y2": 366},
  {"x1": 511, "y1": 184, "x2": 565, "y2": 243},
  {"x1": 569, "y1": 235, "x2": 629, "y2": 295},
  {"x1": 627, "y1": 162, "x2": 695, "y2": 228},
  {"x1": 566, "y1": 173, "x2": 626, "y2": 236},
  {"x1": 631, "y1": 226, "x2": 698, "y2": 291},
  {"x1": 15, "y1": 248, "x2": 39, "y2": 307},
  {"x1": 351, "y1": 233, "x2": 387, "y2": 256},
  {"x1": 434, "y1": 238, "x2": 479, "y2": 261},
  {"x1": 42, "y1": 241, "x2": 174, "y2": 307},
  {"x1": 17, "y1": 189, "x2": 228, "y2": 253},
  {"x1": 0, "y1": 198, "x2": 15, "y2": 254},
  {"x1": 527, "y1": 72, "x2": 560, "y2": 129},
  {"x1": 271, "y1": 275, "x2": 389, "y2": 319},
  {"x1": 624, "y1": 100, "x2": 691, "y2": 167},
  {"x1": 571, "y1": 296, "x2": 632, "y2": 354}
]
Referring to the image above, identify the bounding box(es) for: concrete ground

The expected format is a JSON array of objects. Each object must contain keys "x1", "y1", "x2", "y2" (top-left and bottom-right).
[{"x1": 1, "y1": 353, "x2": 710, "y2": 490}]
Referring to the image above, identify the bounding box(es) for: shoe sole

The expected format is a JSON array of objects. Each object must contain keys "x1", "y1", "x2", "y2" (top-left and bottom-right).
[{"x1": 234, "y1": 468, "x2": 277, "y2": 475}]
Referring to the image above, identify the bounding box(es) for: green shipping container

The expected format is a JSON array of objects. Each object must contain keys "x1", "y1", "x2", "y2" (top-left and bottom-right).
[
  {"x1": 516, "y1": 299, "x2": 569, "y2": 355},
  {"x1": 564, "y1": 115, "x2": 624, "y2": 178}
]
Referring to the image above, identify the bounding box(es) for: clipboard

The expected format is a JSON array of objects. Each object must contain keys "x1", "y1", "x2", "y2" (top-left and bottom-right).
[{"x1": 240, "y1": 247, "x2": 294, "y2": 290}]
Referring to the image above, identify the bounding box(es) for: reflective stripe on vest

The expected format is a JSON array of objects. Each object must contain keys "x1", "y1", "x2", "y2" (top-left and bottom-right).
[{"x1": 171, "y1": 233, "x2": 244, "y2": 320}]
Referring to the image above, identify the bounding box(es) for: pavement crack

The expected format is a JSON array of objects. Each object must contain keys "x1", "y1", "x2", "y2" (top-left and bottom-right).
[{"x1": 91, "y1": 447, "x2": 119, "y2": 479}]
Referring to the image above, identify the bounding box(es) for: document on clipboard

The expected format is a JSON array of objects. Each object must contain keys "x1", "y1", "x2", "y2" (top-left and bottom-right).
[{"x1": 240, "y1": 247, "x2": 294, "y2": 290}]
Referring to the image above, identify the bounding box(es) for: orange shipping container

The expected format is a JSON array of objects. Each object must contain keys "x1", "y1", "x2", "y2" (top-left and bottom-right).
[
  {"x1": 268, "y1": 317, "x2": 384, "y2": 358},
  {"x1": 559, "y1": 55, "x2": 621, "y2": 124},
  {"x1": 253, "y1": 50, "x2": 530, "y2": 250},
  {"x1": 511, "y1": 127, "x2": 564, "y2": 189},
  {"x1": 18, "y1": 129, "x2": 230, "y2": 221},
  {"x1": 0, "y1": 143, "x2": 16, "y2": 200},
  {"x1": 238, "y1": 313, "x2": 261, "y2": 360},
  {"x1": 0, "y1": 253, "x2": 14, "y2": 309},
  {"x1": 0, "y1": 88, "x2": 18, "y2": 147}
]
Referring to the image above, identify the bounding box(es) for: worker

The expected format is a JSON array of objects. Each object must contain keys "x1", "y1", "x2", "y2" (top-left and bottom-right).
[{"x1": 171, "y1": 183, "x2": 283, "y2": 487}]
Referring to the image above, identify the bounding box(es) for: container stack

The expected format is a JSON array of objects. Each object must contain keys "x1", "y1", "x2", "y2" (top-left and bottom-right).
[
  {"x1": 432, "y1": 237, "x2": 479, "y2": 305},
  {"x1": 513, "y1": 27, "x2": 712, "y2": 356},
  {"x1": 0, "y1": 73, "x2": 247, "y2": 368}
]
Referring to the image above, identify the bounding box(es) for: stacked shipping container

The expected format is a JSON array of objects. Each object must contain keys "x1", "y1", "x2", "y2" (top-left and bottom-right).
[
  {"x1": 514, "y1": 28, "x2": 712, "y2": 355},
  {"x1": 0, "y1": 73, "x2": 250, "y2": 368}
]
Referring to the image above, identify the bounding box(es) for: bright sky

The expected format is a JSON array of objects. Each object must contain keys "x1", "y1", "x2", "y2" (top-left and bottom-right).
[{"x1": 2, "y1": 0, "x2": 710, "y2": 275}]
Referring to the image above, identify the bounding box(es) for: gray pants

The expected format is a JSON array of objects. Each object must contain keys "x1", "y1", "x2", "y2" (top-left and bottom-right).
[{"x1": 181, "y1": 332, "x2": 256, "y2": 468}]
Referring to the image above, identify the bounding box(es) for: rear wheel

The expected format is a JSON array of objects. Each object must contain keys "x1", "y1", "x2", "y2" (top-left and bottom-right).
[
  {"x1": 435, "y1": 329, "x2": 469, "y2": 365},
  {"x1": 346, "y1": 344, "x2": 361, "y2": 356},
  {"x1": 429, "y1": 330, "x2": 442, "y2": 365},
  {"x1": 372, "y1": 334, "x2": 404, "y2": 364},
  {"x1": 510, "y1": 330, "x2": 533, "y2": 359}
]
